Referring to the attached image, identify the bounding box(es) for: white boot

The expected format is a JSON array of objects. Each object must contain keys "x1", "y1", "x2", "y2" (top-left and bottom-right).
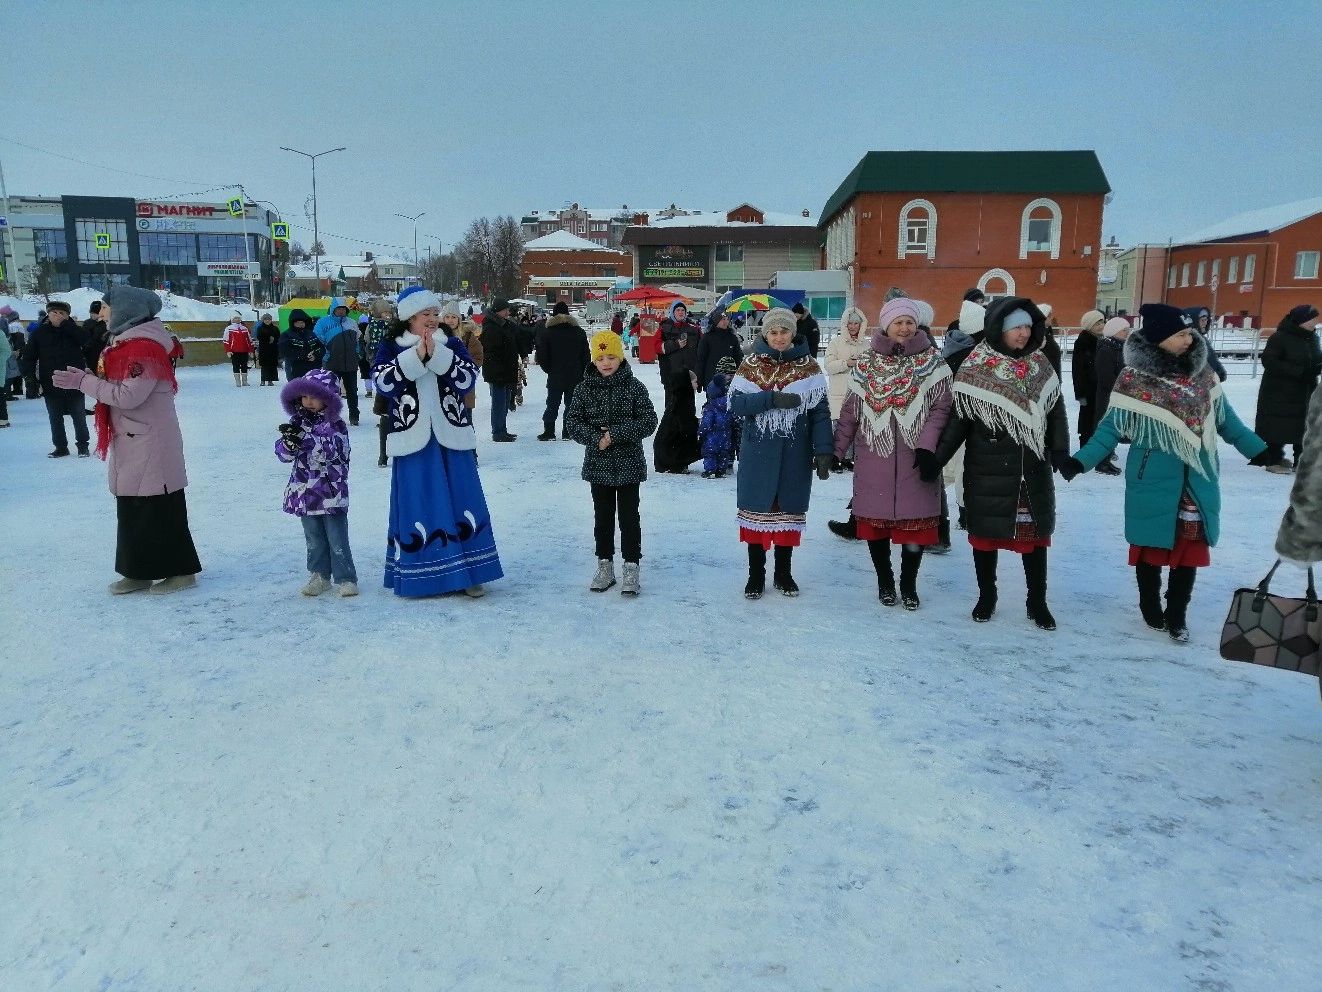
[
  {"x1": 302, "y1": 573, "x2": 330, "y2": 596},
  {"x1": 590, "y1": 558, "x2": 616, "y2": 592},
  {"x1": 621, "y1": 561, "x2": 640, "y2": 596},
  {"x1": 233, "y1": 372, "x2": 242, "y2": 386},
  {"x1": 337, "y1": 581, "x2": 359, "y2": 597},
  {"x1": 241, "y1": 371, "x2": 250, "y2": 386}
]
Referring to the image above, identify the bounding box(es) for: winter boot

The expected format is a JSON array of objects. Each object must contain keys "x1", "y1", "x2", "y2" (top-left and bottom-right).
[
  {"x1": 745, "y1": 544, "x2": 766, "y2": 599},
  {"x1": 463, "y1": 584, "x2": 485, "y2": 598},
  {"x1": 828, "y1": 513, "x2": 859, "y2": 540},
  {"x1": 868, "y1": 539, "x2": 897, "y2": 606},
  {"x1": 108, "y1": 577, "x2": 153, "y2": 595},
  {"x1": 48, "y1": 448, "x2": 70, "y2": 458},
  {"x1": 338, "y1": 582, "x2": 360, "y2": 597},
  {"x1": 148, "y1": 574, "x2": 197, "y2": 595},
  {"x1": 972, "y1": 548, "x2": 998, "y2": 622},
  {"x1": 1023, "y1": 547, "x2": 1056, "y2": 630},
  {"x1": 537, "y1": 429, "x2": 556, "y2": 441},
  {"x1": 233, "y1": 372, "x2": 242, "y2": 387},
  {"x1": 77, "y1": 444, "x2": 90, "y2": 457},
  {"x1": 302, "y1": 573, "x2": 331, "y2": 597},
  {"x1": 1165, "y1": 566, "x2": 1196, "y2": 643},
  {"x1": 772, "y1": 545, "x2": 799, "y2": 597},
  {"x1": 929, "y1": 515, "x2": 952, "y2": 555},
  {"x1": 621, "y1": 561, "x2": 641, "y2": 597},
  {"x1": 241, "y1": 371, "x2": 250, "y2": 386},
  {"x1": 899, "y1": 547, "x2": 923, "y2": 611},
  {"x1": 1135, "y1": 563, "x2": 1166, "y2": 630},
  {"x1": 590, "y1": 558, "x2": 616, "y2": 593},
  {"x1": 378, "y1": 417, "x2": 389, "y2": 468}
]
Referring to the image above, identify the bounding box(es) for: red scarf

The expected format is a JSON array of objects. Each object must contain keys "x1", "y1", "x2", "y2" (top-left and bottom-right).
[{"x1": 94, "y1": 336, "x2": 178, "y2": 459}]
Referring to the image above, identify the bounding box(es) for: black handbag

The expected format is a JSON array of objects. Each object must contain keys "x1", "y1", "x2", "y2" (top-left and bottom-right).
[{"x1": 1220, "y1": 561, "x2": 1322, "y2": 690}]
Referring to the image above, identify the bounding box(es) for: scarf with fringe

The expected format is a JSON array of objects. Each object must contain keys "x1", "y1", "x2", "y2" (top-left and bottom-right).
[
  {"x1": 846, "y1": 344, "x2": 952, "y2": 457},
  {"x1": 1108, "y1": 364, "x2": 1221, "y2": 478},
  {"x1": 94, "y1": 336, "x2": 178, "y2": 459},
  {"x1": 952, "y1": 340, "x2": 1060, "y2": 458},
  {"x1": 728, "y1": 353, "x2": 828, "y2": 438}
]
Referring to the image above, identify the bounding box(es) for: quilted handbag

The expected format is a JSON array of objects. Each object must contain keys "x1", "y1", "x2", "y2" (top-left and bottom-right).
[{"x1": 1220, "y1": 560, "x2": 1321, "y2": 679}]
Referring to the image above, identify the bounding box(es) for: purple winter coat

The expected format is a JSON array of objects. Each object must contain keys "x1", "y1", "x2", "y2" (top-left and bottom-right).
[
  {"x1": 76, "y1": 320, "x2": 189, "y2": 497},
  {"x1": 275, "y1": 407, "x2": 350, "y2": 516},
  {"x1": 833, "y1": 332, "x2": 952, "y2": 522}
]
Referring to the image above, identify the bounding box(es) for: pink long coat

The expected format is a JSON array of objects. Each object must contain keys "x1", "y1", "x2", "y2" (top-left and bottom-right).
[{"x1": 77, "y1": 320, "x2": 189, "y2": 497}]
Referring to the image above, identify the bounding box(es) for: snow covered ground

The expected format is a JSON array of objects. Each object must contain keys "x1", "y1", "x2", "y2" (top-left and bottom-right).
[
  {"x1": 2, "y1": 360, "x2": 1319, "y2": 991},
  {"x1": 1, "y1": 288, "x2": 276, "y2": 323}
]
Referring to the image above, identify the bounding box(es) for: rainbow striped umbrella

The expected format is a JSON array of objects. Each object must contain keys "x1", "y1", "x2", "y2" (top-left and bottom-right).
[{"x1": 724, "y1": 293, "x2": 779, "y2": 312}]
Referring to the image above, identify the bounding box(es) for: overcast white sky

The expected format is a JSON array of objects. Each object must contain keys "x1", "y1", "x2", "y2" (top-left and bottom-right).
[{"x1": 6, "y1": 0, "x2": 1319, "y2": 255}]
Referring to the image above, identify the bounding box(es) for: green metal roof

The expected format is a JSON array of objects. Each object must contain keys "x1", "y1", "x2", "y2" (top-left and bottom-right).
[{"x1": 818, "y1": 151, "x2": 1111, "y2": 226}]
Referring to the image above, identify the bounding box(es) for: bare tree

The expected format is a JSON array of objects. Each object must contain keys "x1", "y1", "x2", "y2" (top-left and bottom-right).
[
  {"x1": 455, "y1": 215, "x2": 525, "y2": 298},
  {"x1": 492, "y1": 216, "x2": 525, "y2": 297},
  {"x1": 23, "y1": 259, "x2": 61, "y2": 304}
]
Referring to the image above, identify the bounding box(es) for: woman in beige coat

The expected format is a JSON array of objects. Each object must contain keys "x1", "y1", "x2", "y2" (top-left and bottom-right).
[{"x1": 823, "y1": 306, "x2": 870, "y2": 470}]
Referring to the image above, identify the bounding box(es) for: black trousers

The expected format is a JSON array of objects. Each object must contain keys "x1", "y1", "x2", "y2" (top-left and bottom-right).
[
  {"x1": 334, "y1": 370, "x2": 359, "y2": 421},
  {"x1": 1077, "y1": 401, "x2": 1096, "y2": 444},
  {"x1": 44, "y1": 386, "x2": 89, "y2": 451},
  {"x1": 1263, "y1": 442, "x2": 1301, "y2": 464},
  {"x1": 115, "y1": 489, "x2": 202, "y2": 580},
  {"x1": 229, "y1": 353, "x2": 250, "y2": 373},
  {"x1": 544, "y1": 381, "x2": 577, "y2": 433},
  {"x1": 591, "y1": 483, "x2": 641, "y2": 563}
]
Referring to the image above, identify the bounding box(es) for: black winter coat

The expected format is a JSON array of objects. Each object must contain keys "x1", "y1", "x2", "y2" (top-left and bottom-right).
[
  {"x1": 658, "y1": 317, "x2": 700, "y2": 381},
  {"x1": 256, "y1": 324, "x2": 281, "y2": 364},
  {"x1": 1071, "y1": 331, "x2": 1097, "y2": 401},
  {"x1": 1256, "y1": 318, "x2": 1322, "y2": 447},
  {"x1": 695, "y1": 325, "x2": 744, "y2": 387},
  {"x1": 481, "y1": 312, "x2": 521, "y2": 386},
  {"x1": 279, "y1": 313, "x2": 323, "y2": 377},
  {"x1": 564, "y1": 360, "x2": 659, "y2": 486},
  {"x1": 796, "y1": 314, "x2": 821, "y2": 358},
  {"x1": 536, "y1": 315, "x2": 590, "y2": 387},
  {"x1": 1093, "y1": 336, "x2": 1126, "y2": 419},
  {"x1": 935, "y1": 296, "x2": 1069, "y2": 541},
  {"x1": 22, "y1": 317, "x2": 89, "y2": 386},
  {"x1": 82, "y1": 317, "x2": 109, "y2": 368}
]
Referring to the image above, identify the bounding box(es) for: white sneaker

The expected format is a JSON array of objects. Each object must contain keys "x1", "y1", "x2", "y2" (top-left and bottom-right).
[
  {"x1": 590, "y1": 558, "x2": 616, "y2": 592},
  {"x1": 621, "y1": 561, "x2": 640, "y2": 596},
  {"x1": 337, "y1": 581, "x2": 359, "y2": 597},
  {"x1": 302, "y1": 574, "x2": 330, "y2": 596}
]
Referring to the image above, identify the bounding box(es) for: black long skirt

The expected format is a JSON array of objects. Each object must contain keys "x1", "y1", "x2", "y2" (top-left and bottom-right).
[{"x1": 115, "y1": 489, "x2": 203, "y2": 580}]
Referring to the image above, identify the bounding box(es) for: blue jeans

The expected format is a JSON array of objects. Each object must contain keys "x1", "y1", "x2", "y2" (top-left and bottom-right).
[
  {"x1": 302, "y1": 513, "x2": 357, "y2": 583},
  {"x1": 44, "y1": 387, "x2": 89, "y2": 452},
  {"x1": 489, "y1": 383, "x2": 510, "y2": 438}
]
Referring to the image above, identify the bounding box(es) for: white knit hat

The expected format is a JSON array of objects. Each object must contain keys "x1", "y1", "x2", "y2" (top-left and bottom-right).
[
  {"x1": 1103, "y1": 317, "x2": 1130, "y2": 338},
  {"x1": 397, "y1": 286, "x2": 442, "y2": 321}
]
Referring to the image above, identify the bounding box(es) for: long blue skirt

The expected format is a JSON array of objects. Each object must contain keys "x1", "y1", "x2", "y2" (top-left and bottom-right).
[{"x1": 384, "y1": 437, "x2": 504, "y2": 596}]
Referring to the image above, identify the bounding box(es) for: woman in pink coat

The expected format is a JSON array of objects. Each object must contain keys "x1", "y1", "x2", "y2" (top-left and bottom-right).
[
  {"x1": 833, "y1": 298, "x2": 952, "y2": 610},
  {"x1": 52, "y1": 285, "x2": 201, "y2": 594}
]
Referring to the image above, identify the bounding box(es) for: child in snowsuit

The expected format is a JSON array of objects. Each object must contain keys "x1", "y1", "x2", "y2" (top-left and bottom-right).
[
  {"x1": 276, "y1": 368, "x2": 358, "y2": 597},
  {"x1": 565, "y1": 330, "x2": 659, "y2": 596},
  {"x1": 699, "y1": 355, "x2": 739, "y2": 478}
]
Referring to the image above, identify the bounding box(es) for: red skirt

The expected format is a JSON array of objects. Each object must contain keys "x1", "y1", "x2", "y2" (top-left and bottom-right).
[
  {"x1": 969, "y1": 534, "x2": 1052, "y2": 554},
  {"x1": 740, "y1": 527, "x2": 801, "y2": 549},
  {"x1": 1128, "y1": 537, "x2": 1211, "y2": 568},
  {"x1": 857, "y1": 517, "x2": 940, "y2": 545}
]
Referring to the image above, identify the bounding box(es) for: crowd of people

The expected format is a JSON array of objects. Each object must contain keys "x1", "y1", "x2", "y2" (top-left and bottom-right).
[{"x1": 7, "y1": 282, "x2": 1321, "y2": 654}]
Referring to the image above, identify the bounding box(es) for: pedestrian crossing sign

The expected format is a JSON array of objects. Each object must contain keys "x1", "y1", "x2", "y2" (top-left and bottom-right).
[
  {"x1": 227, "y1": 197, "x2": 245, "y2": 217},
  {"x1": 95, "y1": 232, "x2": 111, "y2": 250},
  {"x1": 270, "y1": 222, "x2": 289, "y2": 241}
]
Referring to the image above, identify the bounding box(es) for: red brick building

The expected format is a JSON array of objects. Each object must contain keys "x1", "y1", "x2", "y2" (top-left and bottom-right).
[
  {"x1": 819, "y1": 151, "x2": 1111, "y2": 328},
  {"x1": 1163, "y1": 197, "x2": 1322, "y2": 328},
  {"x1": 520, "y1": 230, "x2": 633, "y2": 304}
]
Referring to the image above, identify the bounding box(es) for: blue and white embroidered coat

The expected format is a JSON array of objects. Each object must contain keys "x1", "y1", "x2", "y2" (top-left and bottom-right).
[{"x1": 372, "y1": 332, "x2": 479, "y2": 456}]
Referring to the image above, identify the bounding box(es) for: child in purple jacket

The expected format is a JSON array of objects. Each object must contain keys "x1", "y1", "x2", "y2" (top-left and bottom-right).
[{"x1": 276, "y1": 368, "x2": 358, "y2": 597}]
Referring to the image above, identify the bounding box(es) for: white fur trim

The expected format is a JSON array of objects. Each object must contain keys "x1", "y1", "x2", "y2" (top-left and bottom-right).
[
  {"x1": 397, "y1": 290, "x2": 442, "y2": 322},
  {"x1": 729, "y1": 371, "x2": 828, "y2": 438},
  {"x1": 381, "y1": 350, "x2": 476, "y2": 457}
]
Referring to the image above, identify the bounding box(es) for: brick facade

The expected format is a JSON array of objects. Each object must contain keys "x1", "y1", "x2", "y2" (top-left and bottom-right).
[{"x1": 521, "y1": 246, "x2": 632, "y2": 301}]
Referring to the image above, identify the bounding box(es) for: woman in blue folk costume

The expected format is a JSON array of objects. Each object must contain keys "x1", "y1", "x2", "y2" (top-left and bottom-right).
[{"x1": 373, "y1": 286, "x2": 503, "y2": 597}]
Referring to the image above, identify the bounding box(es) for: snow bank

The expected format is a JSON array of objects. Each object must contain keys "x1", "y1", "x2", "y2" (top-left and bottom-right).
[{"x1": 0, "y1": 289, "x2": 276, "y2": 323}]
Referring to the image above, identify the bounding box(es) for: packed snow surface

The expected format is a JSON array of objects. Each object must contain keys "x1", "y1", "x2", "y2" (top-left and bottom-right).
[{"x1": 1, "y1": 360, "x2": 1319, "y2": 991}]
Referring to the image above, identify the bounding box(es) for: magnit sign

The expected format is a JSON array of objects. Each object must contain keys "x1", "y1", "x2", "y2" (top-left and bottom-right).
[{"x1": 136, "y1": 201, "x2": 258, "y2": 233}]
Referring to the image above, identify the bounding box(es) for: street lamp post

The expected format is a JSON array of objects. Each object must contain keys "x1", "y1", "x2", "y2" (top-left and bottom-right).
[
  {"x1": 279, "y1": 145, "x2": 345, "y2": 290},
  {"x1": 394, "y1": 212, "x2": 425, "y2": 287}
]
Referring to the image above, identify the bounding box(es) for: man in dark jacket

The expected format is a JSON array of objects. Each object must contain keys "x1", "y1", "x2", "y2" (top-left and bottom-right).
[
  {"x1": 695, "y1": 307, "x2": 744, "y2": 388},
  {"x1": 279, "y1": 309, "x2": 322, "y2": 380},
  {"x1": 83, "y1": 300, "x2": 110, "y2": 369},
  {"x1": 792, "y1": 302, "x2": 820, "y2": 357},
  {"x1": 481, "y1": 299, "x2": 521, "y2": 441},
  {"x1": 22, "y1": 300, "x2": 91, "y2": 456},
  {"x1": 536, "y1": 301, "x2": 590, "y2": 440},
  {"x1": 657, "y1": 301, "x2": 700, "y2": 385}
]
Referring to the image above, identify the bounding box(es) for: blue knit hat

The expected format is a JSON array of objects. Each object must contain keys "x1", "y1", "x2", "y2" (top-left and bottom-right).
[
  {"x1": 397, "y1": 286, "x2": 441, "y2": 321},
  {"x1": 1001, "y1": 308, "x2": 1033, "y2": 332}
]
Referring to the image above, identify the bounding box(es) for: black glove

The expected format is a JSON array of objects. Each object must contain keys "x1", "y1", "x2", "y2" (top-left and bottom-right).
[
  {"x1": 814, "y1": 454, "x2": 833, "y2": 480},
  {"x1": 278, "y1": 422, "x2": 304, "y2": 452},
  {"x1": 914, "y1": 448, "x2": 940, "y2": 483},
  {"x1": 770, "y1": 391, "x2": 802, "y2": 409},
  {"x1": 1057, "y1": 455, "x2": 1086, "y2": 481}
]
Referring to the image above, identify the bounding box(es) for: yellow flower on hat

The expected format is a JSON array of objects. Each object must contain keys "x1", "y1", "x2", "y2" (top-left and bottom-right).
[{"x1": 591, "y1": 330, "x2": 624, "y2": 360}]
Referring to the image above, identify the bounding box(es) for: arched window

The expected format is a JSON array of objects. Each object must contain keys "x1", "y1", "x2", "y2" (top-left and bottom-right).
[
  {"x1": 897, "y1": 198, "x2": 937, "y2": 260},
  {"x1": 977, "y1": 267, "x2": 1016, "y2": 300},
  {"x1": 1019, "y1": 198, "x2": 1062, "y2": 260}
]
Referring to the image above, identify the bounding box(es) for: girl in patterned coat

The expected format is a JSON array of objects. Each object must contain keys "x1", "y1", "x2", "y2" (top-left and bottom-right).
[
  {"x1": 276, "y1": 368, "x2": 358, "y2": 597},
  {"x1": 372, "y1": 287, "x2": 502, "y2": 598}
]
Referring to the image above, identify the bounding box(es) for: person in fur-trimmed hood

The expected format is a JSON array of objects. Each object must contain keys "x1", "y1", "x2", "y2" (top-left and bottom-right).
[
  {"x1": 276, "y1": 368, "x2": 358, "y2": 597},
  {"x1": 835, "y1": 298, "x2": 953, "y2": 610},
  {"x1": 536, "y1": 301, "x2": 590, "y2": 440},
  {"x1": 932, "y1": 297, "x2": 1069, "y2": 630},
  {"x1": 1063, "y1": 304, "x2": 1265, "y2": 642},
  {"x1": 730, "y1": 307, "x2": 833, "y2": 599}
]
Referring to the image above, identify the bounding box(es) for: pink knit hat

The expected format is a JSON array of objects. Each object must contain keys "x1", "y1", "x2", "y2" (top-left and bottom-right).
[
  {"x1": 1102, "y1": 317, "x2": 1130, "y2": 338},
  {"x1": 877, "y1": 297, "x2": 921, "y2": 332}
]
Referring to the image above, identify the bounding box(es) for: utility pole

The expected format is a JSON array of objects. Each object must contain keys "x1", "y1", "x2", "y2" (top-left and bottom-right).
[
  {"x1": 280, "y1": 146, "x2": 345, "y2": 291},
  {"x1": 394, "y1": 211, "x2": 425, "y2": 286}
]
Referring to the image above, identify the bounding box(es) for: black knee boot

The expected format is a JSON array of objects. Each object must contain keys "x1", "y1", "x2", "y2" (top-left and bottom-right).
[
  {"x1": 1023, "y1": 547, "x2": 1056, "y2": 630},
  {"x1": 377, "y1": 416, "x2": 389, "y2": 467},
  {"x1": 930, "y1": 489, "x2": 952, "y2": 555},
  {"x1": 745, "y1": 544, "x2": 766, "y2": 600},
  {"x1": 899, "y1": 546, "x2": 923, "y2": 611},
  {"x1": 773, "y1": 545, "x2": 799, "y2": 597},
  {"x1": 1165, "y1": 566, "x2": 1196, "y2": 643},
  {"x1": 868, "y1": 539, "x2": 896, "y2": 605},
  {"x1": 828, "y1": 498, "x2": 858, "y2": 540},
  {"x1": 1135, "y1": 563, "x2": 1166, "y2": 630},
  {"x1": 972, "y1": 548, "x2": 998, "y2": 622}
]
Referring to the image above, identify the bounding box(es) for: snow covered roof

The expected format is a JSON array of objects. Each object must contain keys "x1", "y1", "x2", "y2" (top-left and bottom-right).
[
  {"x1": 523, "y1": 230, "x2": 628, "y2": 253},
  {"x1": 1177, "y1": 195, "x2": 1322, "y2": 245},
  {"x1": 648, "y1": 209, "x2": 817, "y2": 229}
]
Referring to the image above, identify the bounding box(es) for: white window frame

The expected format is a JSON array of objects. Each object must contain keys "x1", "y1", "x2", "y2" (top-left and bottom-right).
[
  {"x1": 1211, "y1": 259, "x2": 1220, "y2": 283},
  {"x1": 977, "y1": 267, "x2": 1016, "y2": 299},
  {"x1": 1196, "y1": 261, "x2": 1206, "y2": 286},
  {"x1": 1228, "y1": 256, "x2": 1239, "y2": 283},
  {"x1": 1019, "y1": 198, "x2": 1062, "y2": 259},
  {"x1": 1181, "y1": 263, "x2": 1190, "y2": 287},
  {"x1": 1295, "y1": 251, "x2": 1320, "y2": 280},
  {"x1": 1244, "y1": 254, "x2": 1256, "y2": 282},
  {"x1": 1168, "y1": 265, "x2": 1177, "y2": 289},
  {"x1": 897, "y1": 198, "x2": 937, "y2": 260}
]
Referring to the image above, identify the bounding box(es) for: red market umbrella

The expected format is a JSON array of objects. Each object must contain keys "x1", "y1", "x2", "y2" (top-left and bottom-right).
[{"x1": 613, "y1": 286, "x2": 685, "y2": 304}]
